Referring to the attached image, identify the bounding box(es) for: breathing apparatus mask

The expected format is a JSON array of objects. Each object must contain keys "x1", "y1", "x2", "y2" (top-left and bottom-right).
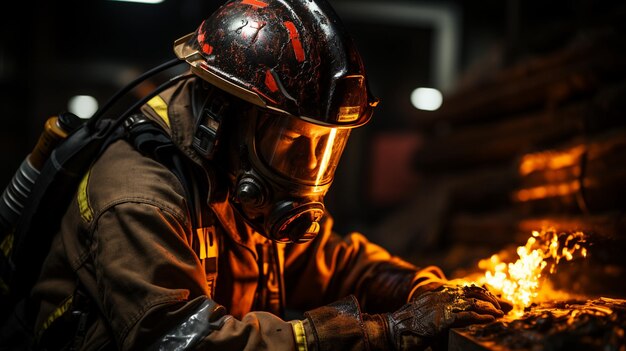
[{"x1": 231, "y1": 108, "x2": 351, "y2": 243}]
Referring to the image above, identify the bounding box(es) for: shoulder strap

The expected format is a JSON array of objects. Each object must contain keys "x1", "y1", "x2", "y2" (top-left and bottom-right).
[
  {"x1": 124, "y1": 114, "x2": 206, "y2": 229},
  {"x1": 125, "y1": 114, "x2": 219, "y2": 295}
]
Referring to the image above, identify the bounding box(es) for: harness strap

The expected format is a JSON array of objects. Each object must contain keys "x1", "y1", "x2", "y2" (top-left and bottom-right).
[{"x1": 125, "y1": 113, "x2": 219, "y2": 296}]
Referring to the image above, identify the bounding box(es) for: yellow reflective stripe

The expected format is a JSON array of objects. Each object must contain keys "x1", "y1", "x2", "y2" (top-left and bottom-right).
[
  {"x1": 289, "y1": 320, "x2": 308, "y2": 351},
  {"x1": 147, "y1": 95, "x2": 170, "y2": 127},
  {"x1": 38, "y1": 295, "x2": 73, "y2": 339},
  {"x1": 196, "y1": 228, "x2": 207, "y2": 260},
  {"x1": 78, "y1": 171, "x2": 93, "y2": 222},
  {"x1": 196, "y1": 227, "x2": 219, "y2": 261},
  {"x1": 1, "y1": 232, "x2": 13, "y2": 258}
]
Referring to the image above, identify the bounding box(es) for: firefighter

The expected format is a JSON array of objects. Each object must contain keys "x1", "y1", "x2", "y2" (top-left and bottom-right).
[{"x1": 14, "y1": 0, "x2": 508, "y2": 349}]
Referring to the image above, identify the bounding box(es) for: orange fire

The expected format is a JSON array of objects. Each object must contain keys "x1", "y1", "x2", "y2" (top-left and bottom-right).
[{"x1": 463, "y1": 228, "x2": 587, "y2": 317}]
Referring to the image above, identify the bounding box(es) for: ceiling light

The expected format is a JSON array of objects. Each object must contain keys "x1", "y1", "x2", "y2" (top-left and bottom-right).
[
  {"x1": 68, "y1": 95, "x2": 99, "y2": 119},
  {"x1": 410, "y1": 87, "x2": 443, "y2": 111}
]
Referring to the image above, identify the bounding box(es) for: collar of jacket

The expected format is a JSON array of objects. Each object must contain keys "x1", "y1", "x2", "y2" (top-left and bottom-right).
[
  {"x1": 140, "y1": 74, "x2": 227, "y2": 200},
  {"x1": 140, "y1": 75, "x2": 261, "y2": 256}
]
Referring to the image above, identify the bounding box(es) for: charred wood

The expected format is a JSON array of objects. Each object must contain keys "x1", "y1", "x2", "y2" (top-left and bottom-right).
[
  {"x1": 414, "y1": 28, "x2": 626, "y2": 130},
  {"x1": 514, "y1": 128, "x2": 626, "y2": 214},
  {"x1": 413, "y1": 82, "x2": 626, "y2": 173},
  {"x1": 449, "y1": 298, "x2": 626, "y2": 351}
]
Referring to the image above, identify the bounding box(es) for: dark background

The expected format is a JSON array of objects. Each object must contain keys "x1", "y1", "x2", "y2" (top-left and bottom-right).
[{"x1": 2, "y1": 0, "x2": 625, "y2": 293}]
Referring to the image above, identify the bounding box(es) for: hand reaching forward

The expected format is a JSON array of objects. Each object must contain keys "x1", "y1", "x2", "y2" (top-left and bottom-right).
[
  {"x1": 301, "y1": 285, "x2": 507, "y2": 351},
  {"x1": 386, "y1": 284, "x2": 504, "y2": 350}
]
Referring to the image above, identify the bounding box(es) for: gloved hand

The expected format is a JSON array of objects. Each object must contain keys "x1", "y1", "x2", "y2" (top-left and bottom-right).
[
  {"x1": 410, "y1": 275, "x2": 514, "y2": 315},
  {"x1": 386, "y1": 284, "x2": 505, "y2": 350},
  {"x1": 302, "y1": 285, "x2": 505, "y2": 351}
]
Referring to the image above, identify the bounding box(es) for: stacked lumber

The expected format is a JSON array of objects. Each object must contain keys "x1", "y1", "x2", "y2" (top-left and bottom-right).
[{"x1": 378, "y1": 11, "x2": 626, "y2": 296}]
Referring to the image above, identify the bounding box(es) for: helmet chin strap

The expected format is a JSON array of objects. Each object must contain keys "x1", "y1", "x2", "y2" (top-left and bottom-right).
[{"x1": 192, "y1": 82, "x2": 230, "y2": 160}]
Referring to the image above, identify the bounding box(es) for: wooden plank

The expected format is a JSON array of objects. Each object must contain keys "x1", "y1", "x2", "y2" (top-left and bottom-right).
[
  {"x1": 448, "y1": 212, "x2": 626, "y2": 246},
  {"x1": 512, "y1": 129, "x2": 626, "y2": 212},
  {"x1": 412, "y1": 30, "x2": 626, "y2": 129},
  {"x1": 414, "y1": 128, "x2": 626, "y2": 213},
  {"x1": 414, "y1": 83, "x2": 626, "y2": 172},
  {"x1": 448, "y1": 210, "x2": 522, "y2": 247}
]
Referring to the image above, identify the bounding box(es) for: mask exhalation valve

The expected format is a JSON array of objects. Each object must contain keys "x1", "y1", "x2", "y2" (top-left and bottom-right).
[{"x1": 266, "y1": 201, "x2": 325, "y2": 243}]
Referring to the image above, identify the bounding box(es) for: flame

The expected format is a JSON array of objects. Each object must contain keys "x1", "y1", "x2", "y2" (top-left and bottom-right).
[{"x1": 464, "y1": 228, "x2": 587, "y2": 317}]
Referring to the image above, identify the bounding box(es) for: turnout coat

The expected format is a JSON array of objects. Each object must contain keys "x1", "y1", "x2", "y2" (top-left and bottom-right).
[{"x1": 30, "y1": 77, "x2": 443, "y2": 350}]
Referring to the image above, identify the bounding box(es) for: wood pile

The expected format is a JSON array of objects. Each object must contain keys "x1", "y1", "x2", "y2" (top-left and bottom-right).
[{"x1": 378, "y1": 4, "x2": 626, "y2": 299}]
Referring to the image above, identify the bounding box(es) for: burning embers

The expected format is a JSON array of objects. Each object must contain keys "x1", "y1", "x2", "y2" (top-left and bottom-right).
[
  {"x1": 452, "y1": 298, "x2": 626, "y2": 351},
  {"x1": 462, "y1": 228, "x2": 588, "y2": 317}
]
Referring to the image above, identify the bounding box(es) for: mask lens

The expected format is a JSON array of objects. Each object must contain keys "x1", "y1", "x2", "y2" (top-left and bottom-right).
[{"x1": 255, "y1": 114, "x2": 350, "y2": 185}]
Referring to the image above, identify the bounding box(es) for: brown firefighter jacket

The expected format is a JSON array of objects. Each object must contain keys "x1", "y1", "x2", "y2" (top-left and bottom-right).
[{"x1": 29, "y1": 77, "x2": 443, "y2": 350}]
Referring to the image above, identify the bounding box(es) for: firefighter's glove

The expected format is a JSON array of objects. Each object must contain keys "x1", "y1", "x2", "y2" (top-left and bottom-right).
[
  {"x1": 302, "y1": 286, "x2": 503, "y2": 351},
  {"x1": 386, "y1": 284, "x2": 504, "y2": 350}
]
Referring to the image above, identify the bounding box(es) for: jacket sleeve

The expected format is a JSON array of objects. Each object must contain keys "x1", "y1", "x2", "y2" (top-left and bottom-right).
[
  {"x1": 88, "y1": 202, "x2": 299, "y2": 350},
  {"x1": 283, "y1": 215, "x2": 446, "y2": 314}
]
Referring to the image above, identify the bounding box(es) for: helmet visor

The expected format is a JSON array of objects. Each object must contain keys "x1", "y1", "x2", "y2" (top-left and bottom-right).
[{"x1": 255, "y1": 113, "x2": 350, "y2": 186}]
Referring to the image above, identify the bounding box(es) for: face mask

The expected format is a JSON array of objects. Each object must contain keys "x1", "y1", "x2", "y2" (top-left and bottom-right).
[{"x1": 232, "y1": 110, "x2": 351, "y2": 243}]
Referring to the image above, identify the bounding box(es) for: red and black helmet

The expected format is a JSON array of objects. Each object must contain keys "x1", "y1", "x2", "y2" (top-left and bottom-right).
[{"x1": 174, "y1": 0, "x2": 378, "y2": 128}]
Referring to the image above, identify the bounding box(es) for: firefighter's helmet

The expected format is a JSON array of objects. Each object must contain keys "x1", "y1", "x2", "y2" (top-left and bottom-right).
[{"x1": 174, "y1": 0, "x2": 378, "y2": 128}]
